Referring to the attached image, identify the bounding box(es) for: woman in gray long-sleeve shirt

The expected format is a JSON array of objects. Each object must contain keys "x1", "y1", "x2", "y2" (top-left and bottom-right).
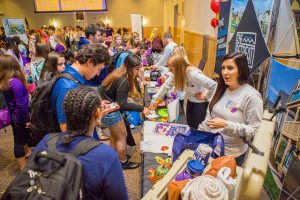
[
  {"x1": 100, "y1": 54, "x2": 150, "y2": 170},
  {"x1": 198, "y1": 52, "x2": 263, "y2": 166},
  {"x1": 0, "y1": 55, "x2": 30, "y2": 169}
]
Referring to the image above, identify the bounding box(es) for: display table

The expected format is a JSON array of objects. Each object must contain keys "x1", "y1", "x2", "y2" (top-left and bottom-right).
[
  {"x1": 140, "y1": 72, "x2": 188, "y2": 197},
  {"x1": 141, "y1": 111, "x2": 276, "y2": 200}
]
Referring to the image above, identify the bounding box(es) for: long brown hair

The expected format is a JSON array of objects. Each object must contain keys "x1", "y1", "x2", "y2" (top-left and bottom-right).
[
  {"x1": 0, "y1": 55, "x2": 27, "y2": 90},
  {"x1": 102, "y1": 54, "x2": 141, "y2": 94},
  {"x1": 128, "y1": 32, "x2": 140, "y2": 48},
  {"x1": 40, "y1": 52, "x2": 64, "y2": 79},
  {"x1": 167, "y1": 55, "x2": 190, "y2": 91},
  {"x1": 209, "y1": 52, "x2": 250, "y2": 113}
]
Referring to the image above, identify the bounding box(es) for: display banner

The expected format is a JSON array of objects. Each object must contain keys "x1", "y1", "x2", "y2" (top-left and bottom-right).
[
  {"x1": 2, "y1": 18, "x2": 28, "y2": 44},
  {"x1": 214, "y1": 0, "x2": 232, "y2": 75},
  {"x1": 265, "y1": 58, "x2": 300, "y2": 108},
  {"x1": 228, "y1": 0, "x2": 270, "y2": 75}
]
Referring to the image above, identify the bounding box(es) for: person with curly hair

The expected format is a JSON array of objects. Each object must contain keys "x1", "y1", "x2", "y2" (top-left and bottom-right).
[{"x1": 51, "y1": 43, "x2": 110, "y2": 133}]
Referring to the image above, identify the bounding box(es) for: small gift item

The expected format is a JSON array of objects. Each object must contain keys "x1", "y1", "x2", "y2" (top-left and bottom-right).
[
  {"x1": 204, "y1": 156, "x2": 236, "y2": 178},
  {"x1": 175, "y1": 171, "x2": 192, "y2": 181},
  {"x1": 193, "y1": 143, "x2": 213, "y2": 166},
  {"x1": 161, "y1": 146, "x2": 169, "y2": 151},
  {"x1": 148, "y1": 156, "x2": 172, "y2": 185},
  {"x1": 181, "y1": 175, "x2": 229, "y2": 200},
  {"x1": 167, "y1": 179, "x2": 190, "y2": 200},
  {"x1": 185, "y1": 160, "x2": 205, "y2": 178},
  {"x1": 217, "y1": 167, "x2": 237, "y2": 200}
]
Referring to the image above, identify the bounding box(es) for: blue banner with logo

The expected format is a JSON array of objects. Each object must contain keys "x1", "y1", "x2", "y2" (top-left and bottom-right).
[{"x1": 214, "y1": 0, "x2": 232, "y2": 75}]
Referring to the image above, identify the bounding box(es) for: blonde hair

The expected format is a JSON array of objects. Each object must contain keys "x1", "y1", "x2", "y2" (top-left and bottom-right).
[
  {"x1": 167, "y1": 55, "x2": 190, "y2": 91},
  {"x1": 171, "y1": 45, "x2": 189, "y2": 63},
  {"x1": 112, "y1": 33, "x2": 122, "y2": 48},
  {"x1": 54, "y1": 33, "x2": 66, "y2": 50}
]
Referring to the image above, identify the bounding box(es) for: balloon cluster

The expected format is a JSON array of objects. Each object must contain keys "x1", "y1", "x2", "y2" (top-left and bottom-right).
[{"x1": 210, "y1": 0, "x2": 220, "y2": 29}]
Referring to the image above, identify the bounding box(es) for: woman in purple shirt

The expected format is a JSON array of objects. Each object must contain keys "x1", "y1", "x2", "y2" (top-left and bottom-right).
[
  {"x1": 54, "y1": 33, "x2": 66, "y2": 53},
  {"x1": 0, "y1": 55, "x2": 30, "y2": 169}
]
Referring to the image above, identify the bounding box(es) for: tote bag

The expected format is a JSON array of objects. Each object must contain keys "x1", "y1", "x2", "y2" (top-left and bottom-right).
[{"x1": 172, "y1": 128, "x2": 225, "y2": 162}]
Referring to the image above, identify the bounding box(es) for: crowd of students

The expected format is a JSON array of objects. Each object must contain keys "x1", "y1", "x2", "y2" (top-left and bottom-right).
[{"x1": 0, "y1": 22, "x2": 263, "y2": 199}]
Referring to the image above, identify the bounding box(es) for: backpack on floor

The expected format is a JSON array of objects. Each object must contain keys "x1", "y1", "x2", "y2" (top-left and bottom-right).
[
  {"x1": 29, "y1": 73, "x2": 78, "y2": 146},
  {"x1": 0, "y1": 90, "x2": 11, "y2": 129},
  {"x1": 1, "y1": 133, "x2": 102, "y2": 200}
]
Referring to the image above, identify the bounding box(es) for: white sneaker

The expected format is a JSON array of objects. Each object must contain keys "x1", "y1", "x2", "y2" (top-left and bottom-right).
[{"x1": 130, "y1": 124, "x2": 136, "y2": 129}]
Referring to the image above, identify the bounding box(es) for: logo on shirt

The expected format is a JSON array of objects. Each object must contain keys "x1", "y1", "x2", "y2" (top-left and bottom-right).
[{"x1": 225, "y1": 100, "x2": 239, "y2": 113}]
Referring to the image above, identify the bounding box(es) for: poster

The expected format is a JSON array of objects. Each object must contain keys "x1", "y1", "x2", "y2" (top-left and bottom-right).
[
  {"x1": 265, "y1": 59, "x2": 300, "y2": 108},
  {"x1": 229, "y1": 0, "x2": 274, "y2": 41},
  {"x1": 228, "y1": 0, "x2": 270, "y2": 75},
  {"x1": 2, "y1": 18, "x2": 28, "y2": 44},
  {"x1": 130, "y1": 14, "x2": 143, "y2": 40},
  {"x1": 215, "y1": 0, "x2": 232, "y2": 74}
]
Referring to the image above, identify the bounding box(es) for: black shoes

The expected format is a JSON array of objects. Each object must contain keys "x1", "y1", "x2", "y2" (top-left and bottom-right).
[{"x1": 121, "y1": 159, "x2": 139, "y2": 170}]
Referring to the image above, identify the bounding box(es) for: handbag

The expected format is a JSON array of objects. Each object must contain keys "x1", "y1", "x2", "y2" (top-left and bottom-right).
[
  {"x1": 172, "y1": 128, "x2": 225, "y2": 162},
  {"x1": 0, "y1": 90, "x2": 11, "y2": 129}
]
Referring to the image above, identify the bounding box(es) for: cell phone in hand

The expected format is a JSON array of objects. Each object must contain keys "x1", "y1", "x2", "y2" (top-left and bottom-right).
[{"x1": 102, "y1": 102, "x2": 120, "y2": 113}]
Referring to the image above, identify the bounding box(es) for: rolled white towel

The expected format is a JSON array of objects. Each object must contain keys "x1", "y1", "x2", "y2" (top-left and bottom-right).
[
  {"x1": 217, "y1": 167, "x2": 237, "y2": 200},
  {"x1": 181, "y1": 175, "x2": 228, "y2": 200}
]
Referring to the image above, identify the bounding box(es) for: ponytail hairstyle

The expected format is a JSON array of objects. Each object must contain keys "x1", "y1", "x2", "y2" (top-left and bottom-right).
[
  {"x1": 62, "y1": 86, "x2": 101, "y2": 142},
  {"x1": 209, "y1": 52, "x2": 249, "y2": 113}
]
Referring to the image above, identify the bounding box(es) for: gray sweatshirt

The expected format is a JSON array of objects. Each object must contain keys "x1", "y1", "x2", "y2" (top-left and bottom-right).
[
  {"x1": 152, "y1": 67, "x2": 217, "y2": 103},
  {"x1": 198, "y1": 84, "x2": 263, "y2": 157}
]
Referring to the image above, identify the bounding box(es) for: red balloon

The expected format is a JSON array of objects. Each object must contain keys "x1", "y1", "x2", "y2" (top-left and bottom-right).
[
  {"x1": 211, "y1": 18, "x2": 219, "y2": 28},
  {"x1": 211, "y1": 0, "x2": 220, "y2": 14}
]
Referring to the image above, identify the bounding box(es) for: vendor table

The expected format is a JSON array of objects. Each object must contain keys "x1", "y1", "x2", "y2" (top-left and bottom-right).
[{"x1": 141, "y1": 74, "x2": 188, "y2": 197}]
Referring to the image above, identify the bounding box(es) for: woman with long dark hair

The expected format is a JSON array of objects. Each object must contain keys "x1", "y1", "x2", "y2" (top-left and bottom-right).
[
  {"x1": 100, "y1": 54, "x2": 150, "y2": 169},
  {"x1": 0, "y1": 55, "x2": 30, "y2": 169},
  {"x1": 40, "y1": 52, "x2": 65, "y2": 81},
  {"x1": 5, "y1": 37, "x2": 23, "y2": 67},
  {"x1": 198, "y1": 52, "x2": 263, "y2": 166},
  {"x1": 25, "y1": 43, "x2": 49, "y2": 92}
]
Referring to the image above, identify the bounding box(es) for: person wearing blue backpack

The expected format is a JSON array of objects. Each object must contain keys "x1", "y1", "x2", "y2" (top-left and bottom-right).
[
  {"x1": 0, "y1": 55, "x2": 30, "y2": 169},
  {"x1": 198, "y1": 52, "x2": 263, "y2": 166}
]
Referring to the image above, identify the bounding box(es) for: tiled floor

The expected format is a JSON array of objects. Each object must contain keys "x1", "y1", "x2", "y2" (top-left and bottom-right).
[{"x1": 0, "y1": 126, "x2": 271, "y2": 200}]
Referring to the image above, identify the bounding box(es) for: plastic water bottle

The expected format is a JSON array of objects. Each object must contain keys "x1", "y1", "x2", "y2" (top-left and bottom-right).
[{"x1": 193, "y1": 143, "x2": 213, "y2": 166}]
